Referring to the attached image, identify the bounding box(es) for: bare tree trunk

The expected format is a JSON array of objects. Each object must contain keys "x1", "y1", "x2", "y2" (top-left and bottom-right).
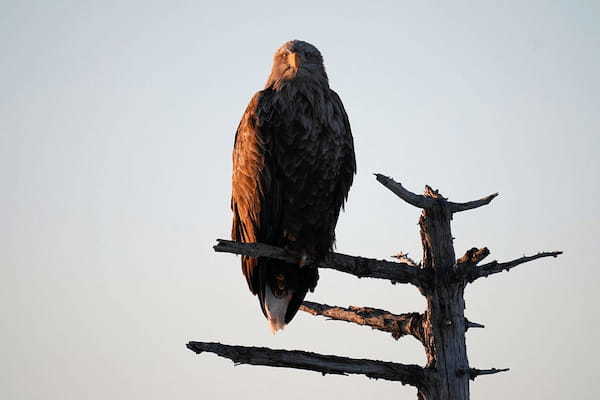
[
  {"x1": 410, "y1": 186, "x2": 466, "y2": 399},
  {"x1": 188, "y1": 174, "x2": 561, "y2": 399}
]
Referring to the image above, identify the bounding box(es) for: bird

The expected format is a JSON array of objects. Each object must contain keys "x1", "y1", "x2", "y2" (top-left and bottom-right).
[{"x1": 231, "y1": 40, "x2": 356, "y2": 333}]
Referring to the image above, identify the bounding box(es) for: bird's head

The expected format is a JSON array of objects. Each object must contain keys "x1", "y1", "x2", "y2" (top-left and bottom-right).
[{"x1": 266, "y1": 40, "x2": 329, "y2": 89}]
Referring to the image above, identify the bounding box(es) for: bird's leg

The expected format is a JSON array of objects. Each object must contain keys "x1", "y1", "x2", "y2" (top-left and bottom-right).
[
  {"x1": 282, "y1": 230, "x2": 310, "y2": 267},
  {"x1": 281, "y1": 245, "x2": 309, "y2": 268}
]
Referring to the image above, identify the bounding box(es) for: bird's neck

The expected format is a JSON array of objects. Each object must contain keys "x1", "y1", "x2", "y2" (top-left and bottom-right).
[{"x1": 266, "y1": 70, "x2": 329, "y2": 92}]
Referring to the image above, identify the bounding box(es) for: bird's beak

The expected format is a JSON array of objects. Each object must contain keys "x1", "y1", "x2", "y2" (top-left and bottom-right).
[{"x1": 288, "y1": 52, "x2": 300, "y2": 69}]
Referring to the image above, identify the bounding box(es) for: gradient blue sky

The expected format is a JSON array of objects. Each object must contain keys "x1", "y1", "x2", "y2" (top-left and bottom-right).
[{"x1": 2, "y1": 1, "x2": 599, "y2": 399}]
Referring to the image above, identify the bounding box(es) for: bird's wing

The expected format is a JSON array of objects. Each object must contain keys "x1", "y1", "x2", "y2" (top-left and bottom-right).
[
  {"x1": 231, "y1": 89, "x2": 281, "y2": 294},
  {"x1": 329, "y1": 89, "x2": 357, "y2": 209}
]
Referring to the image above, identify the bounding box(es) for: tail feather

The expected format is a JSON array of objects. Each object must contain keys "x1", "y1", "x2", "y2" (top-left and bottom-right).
[
  {"x1": 255, "y1": 260, "x2": 319, "y2": 332},
  {"x1": 264, "y1": 284, "x2": 293, "y2": 333}
]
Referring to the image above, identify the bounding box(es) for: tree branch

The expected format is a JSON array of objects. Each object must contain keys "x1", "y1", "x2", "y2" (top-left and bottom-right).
[
  {"x1": 186, "y1": 341, "x2": 428, "y2": 387},
  {"x1": 454, "y1": 247, "x2": 490, "y2": 279},
  {"x1": 459, "y1": 367, "x2": 510, "y2": 381},
  {"x1": 392, "y1": 252, "x2": 419, "y2": 267},
  {"x1": 300, "y1": 301, "x2": 425, "y2": 342},
  {"x1": 457, "y1": 247, "x2": 490, "y2": 266},
  {"x1": 374, "y1": 173, "x2": 497, "y2": 214},
  {"x1": 447, "y1": 193, "x2": 499, "y2": 213},
  {"x1": 464, "y1": 318, "x2": 485, "y2": 330},
  {"x1": 467, "y1": 251, "x2": 563, "y2": 282},
  {"x1": 374, "y1": 174, "x2": 435, "y2": 209},
  {"x1": 213, "y1": 239, "x2": 421, "y2": 286}
]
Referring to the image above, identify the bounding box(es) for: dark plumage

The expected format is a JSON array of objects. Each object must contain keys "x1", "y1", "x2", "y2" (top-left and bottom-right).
[{"x1": 231, "y1": 40, "x2": 356, "y2": 332}]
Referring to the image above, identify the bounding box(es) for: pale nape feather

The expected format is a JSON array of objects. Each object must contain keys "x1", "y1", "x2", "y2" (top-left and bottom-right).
[{"x1": 264, "y1": 284, "x2": 294, "y2": 333}]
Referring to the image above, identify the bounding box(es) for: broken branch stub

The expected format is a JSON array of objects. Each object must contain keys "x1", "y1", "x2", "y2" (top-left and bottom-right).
[{"x1": 460, "y1": 368, "x2": 510, "y2": 381}]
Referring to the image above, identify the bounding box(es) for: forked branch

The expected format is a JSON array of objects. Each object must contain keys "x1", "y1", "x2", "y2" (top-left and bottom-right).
[
  {"x1": 300, "y1": 301, "x2": 425, "y2": 342},
  {"x1": 213, "y1": 239, "x2": 421, "y2": 286},
  {"x1": 374, "y1": 173, "x2": 498, "y2": 213},
  {"x1": 186, "y1": 341, "x2": 428, "y2": 387},
  {"x1": 448, "y1": 193, "x2": 499, "y2": 213},
  {"x1": 468, "y1": 251, "x2": 563, "y2": 282},
  {"x1": 374, "y1": 174, "x2": 435, "y2": 208}
]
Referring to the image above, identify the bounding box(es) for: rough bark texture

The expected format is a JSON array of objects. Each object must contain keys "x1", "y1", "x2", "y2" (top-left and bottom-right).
[
  {"x1": 466, "y1": 252, "x2": 562, "y2": 282},
  {"x1": 300, "y1": 301, "x2": 425, "y2": 342},
  {"x1": 187, "y1": 341, "x2": 429, "y2": 387},
  {"x1": 374, "y1": 174, "x2": 498, "y2": 213},
  {"x1": 192, "y1": 173, "x2": 562, "y2": 400},
  {"x1": 214, "y1": 239, "x2": 421, "y2": 285},
  {"x1": 417, "y1": 186, "x2": 470, "y2": 400}
]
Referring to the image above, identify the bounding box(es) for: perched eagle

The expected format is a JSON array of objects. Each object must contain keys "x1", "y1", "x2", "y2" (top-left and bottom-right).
[{"x1": 231, "y1": 40, "x2": 356, "y2": 332}]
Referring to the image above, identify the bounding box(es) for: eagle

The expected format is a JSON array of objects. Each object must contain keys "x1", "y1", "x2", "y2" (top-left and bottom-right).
[{"x1": 231, "y1": 40, "x2": 356, "y2": 333}]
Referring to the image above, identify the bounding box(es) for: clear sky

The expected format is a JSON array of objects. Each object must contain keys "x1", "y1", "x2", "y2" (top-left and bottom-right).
[{"x1": 2, "y1": 1, "x2": 598, "y2": 399}]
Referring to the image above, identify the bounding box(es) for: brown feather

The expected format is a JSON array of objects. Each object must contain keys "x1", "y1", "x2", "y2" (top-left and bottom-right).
[{"x1": 231, "y1": 40, "x2": 356, "y2": 327}]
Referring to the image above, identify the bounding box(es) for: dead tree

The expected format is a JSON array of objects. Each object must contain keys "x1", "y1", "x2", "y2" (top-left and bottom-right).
[{"x1": 187, "y1": 174, "x2": 561, "y2": 399}]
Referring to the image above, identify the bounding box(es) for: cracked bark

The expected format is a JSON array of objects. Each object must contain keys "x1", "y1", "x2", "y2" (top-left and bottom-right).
[
  {"x1": 300, "y1": 301, "x2": 425, "y2": 342},
  {"x1": 416, "y1": 186, "x2": 470, "y2": 400},
  {"x1": 466, "y1": 252, "x2": 563, "y2": 282},
  {"x1": 300, "y1": 301, "x2": 482, "y2": 340},
  {"x1": 214, "y1": 239, "x2": 421, "y2": 285},
  {"x1": 191, "y1": 173, "x2": 562, "y2": 400},
  {"x1": 187, "y1": 341, "x2": 429, "y2": 388}
]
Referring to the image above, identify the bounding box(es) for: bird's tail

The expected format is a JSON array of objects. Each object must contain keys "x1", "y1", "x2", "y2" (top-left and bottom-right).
[
  {"x1": 257, "y1": 260, "x2": 318, "y2": 333},
  {"x1": 263, "y1": 283, "x2": 294, "y2": 333}
]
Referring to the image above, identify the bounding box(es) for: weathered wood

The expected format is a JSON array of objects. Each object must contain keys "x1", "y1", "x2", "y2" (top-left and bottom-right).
[
  {"x1": 375, "y1": 174, "x2": 498, "y2": 213},
  {"x1": 417, "y1": 186, "x2": 470, "y2": 400},
  {"x1": 300, "y1": 301, "x2": 481, "y2": 339},
  {"x1": 454, "y1": 247, "x2": 490, "y2": 280},
  {"x1": 464, "y1": 319, "x2": 485, "y2": 330},
  {"x1": 186, "y1": 341, "x2": 429, "y2": 387},
  {"x1": 447, "y1": 193, "x2": 499, "y2": 213},
  {"x1": 375, "y1": 174, "x2": 436, "y2": 209},
  {"x1": 460, "y1": 367, "x2": 510, "y2": 380},
  {"x1": 467, "y1": 251, "x2": 563, "y2": 283},
  {"x1": 392, "y1": 252, "x2": 420, "y2": 267},
  {"x1": 195, "y1": 173, "x2": 563, "y2": 400},
  {"x1": 213, "y1": 239, "x2": 422, "y2": 286},
  {"x1": 457, "y1": 247, "x2": 490, "y2": 266},
  {"x1": 300, "y1": 301, "x2": 425, "y2": 342}
]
